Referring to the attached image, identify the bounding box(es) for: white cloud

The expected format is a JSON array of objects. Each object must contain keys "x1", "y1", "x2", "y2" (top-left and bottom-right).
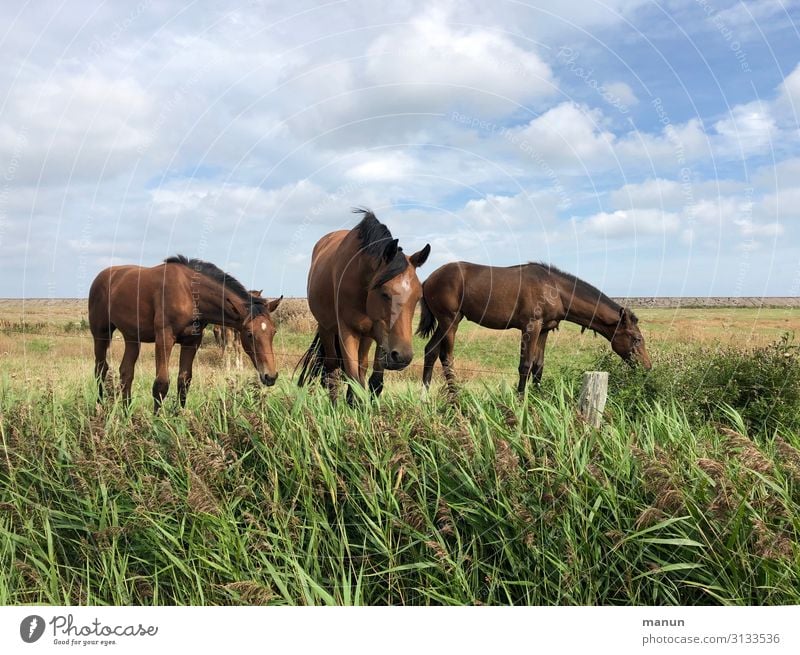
[
  {"x1": 517, "y1": 102, "x2": 616, "y2": 169},
  {"x1": 1, "y1": 1, "x2": 799, "y2": 297},
  {"x1": 460, "y1": 190, "x2": 558, "y2": 228},
  {"x1": 364, "y1": 7, "x2": 555, "y2": 116},
  {"x1": 775, "y1": 61, "x2": 800, "y2": 122},
  {"x1": 714, "y1": 0, "x2": 797, "y2": 36},
  {"x1": 605, "y1": 81, "x2": 638, "y2": 107},
  {"x1": 735, "y1": 219, "x2": 784, "y2": 238},
  {"x1": 610, "y1": 178, "x2": 685, "y2": 210},
  {"x1": 578, "y1": 209, "x2": 681, "y2": 238},
  {"x1": 713, "y1": 100, "x2": 778, "y2": 156},
  {"x1": 345, "y1": 152, "x2": 415, "y2": 182},
  {"x1": 0, "y1": 69, "x2": 154, "y2": 183}
]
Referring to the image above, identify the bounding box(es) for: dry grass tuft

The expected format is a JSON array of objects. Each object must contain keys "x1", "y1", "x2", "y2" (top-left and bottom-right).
[
  {"x1": 720, "y1": 428, "x2": 773, "y2": 474},
  {"x1": 222, "y1": 580, "x2": 275, "y2": 605},
  {"x1": 186, "y1": 470, "x2": 221, "y2": 515},
  {"x1": 632, "y1": 446, "x2": 685, "y2": 513},
  {"x1": 774, "y1": 437, "x2": 800, "y2": 479},
  {"x1": 752, "y1": 519, "x2": 794, "y2": 561}
]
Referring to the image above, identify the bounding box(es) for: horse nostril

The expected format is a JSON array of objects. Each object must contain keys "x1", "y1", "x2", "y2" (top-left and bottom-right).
[{"x1": 390, "y1": 350, "x2": 401, "y2": 363}]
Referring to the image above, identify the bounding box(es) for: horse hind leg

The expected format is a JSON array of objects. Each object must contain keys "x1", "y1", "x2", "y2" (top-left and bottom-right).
[
  {"x1": 517, "y1": 319, "x2": 543, "y2": 395},
  {"x1": 438, "y1": 315, "x2": 462, "y2": 393},
  {"x1": 319, "y1": 329, "x2": 341, "y2": 402},
  {"x1": 93, "y1": 327, "x2": 114, "y2": 401}
]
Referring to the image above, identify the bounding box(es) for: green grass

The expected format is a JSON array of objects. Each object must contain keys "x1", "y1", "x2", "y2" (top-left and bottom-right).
[
  {"x1": 1, "y1": 303, "x2": 799, "y2": 605},
  {"x1": 1, "y1": 364, "x2": 799, "y2": 605}
]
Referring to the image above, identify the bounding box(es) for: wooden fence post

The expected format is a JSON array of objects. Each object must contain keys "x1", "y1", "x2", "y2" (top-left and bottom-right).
[{"x1": 578, "y1": 371, "x2": 609, "y2": 428}]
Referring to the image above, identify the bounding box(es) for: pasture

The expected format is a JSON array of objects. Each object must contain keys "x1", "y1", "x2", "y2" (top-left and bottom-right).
[{"x1": 1, "y1": 298, "x2": 799, "y2": 604}]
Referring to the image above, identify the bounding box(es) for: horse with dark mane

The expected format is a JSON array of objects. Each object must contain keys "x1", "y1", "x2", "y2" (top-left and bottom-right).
[
  {"x1": 297, "y1": 209, "x2": 430, "y2": 401},
  {"x1": 89, "y1": 256, "x2": 282, "y2": 411},
  {"x1": 418, "y1": 261, "x2": 652, "y2": 393}
]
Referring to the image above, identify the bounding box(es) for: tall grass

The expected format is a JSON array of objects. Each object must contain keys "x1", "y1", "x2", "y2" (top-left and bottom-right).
[{"x1": 1, "y1": 367, "x2": 798, "y2": 605}]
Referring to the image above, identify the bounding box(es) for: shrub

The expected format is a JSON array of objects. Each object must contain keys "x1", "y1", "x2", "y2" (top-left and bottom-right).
[{"x1": 597, "y1": 333, "x2": 800, "y2": 434}]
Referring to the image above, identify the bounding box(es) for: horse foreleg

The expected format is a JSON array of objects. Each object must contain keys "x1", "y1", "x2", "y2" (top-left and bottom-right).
[
  {"x1": 517, "y1": 319, "x2": 543, "y2": 394},
  {"x1": 119, "y1": 339, "x2": 141, "y2": 408},
  {"x1": 234, "y1": 331, "x2": 243, "y2": 371},
  {"x1": 368, "y1": 346, "x2": 385, "y2": 397},
  {"x1": 338, "y1": 328, "x2": 362, "y2": 405},
  {"x1": 532, "y1": 330, "x2": 549, "y2": 385},
  {"x1": 357, "y1": 337, "x2": 372, "y2": 387},
  {"x1": 177, "y1": 338, "x2": 201, "y2": 408},
  {"x1": 153, "y1": 331, "x2": 175, "y2": 413}
]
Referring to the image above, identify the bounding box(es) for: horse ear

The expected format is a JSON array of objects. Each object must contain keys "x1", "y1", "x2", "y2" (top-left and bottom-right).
[
  {"x1": 267, "y1": 295, "x2": 283, "y2": 313},
  {"x1": 619, "y1": 307, "x2": 630, "y2": 324},
  {"x1": 383, "y1": 238, "x2": 399, "y2": 262},
  {"x1": 409, "y1": 243, "x2": 431, "y2": 268}
]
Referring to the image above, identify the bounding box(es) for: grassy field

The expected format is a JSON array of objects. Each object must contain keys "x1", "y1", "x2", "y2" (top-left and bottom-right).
[{"x1": 1, "y1": 300, "x2": 799, "y2": 605}]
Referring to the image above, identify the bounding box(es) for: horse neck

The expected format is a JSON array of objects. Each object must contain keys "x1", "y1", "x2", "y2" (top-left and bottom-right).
[
  {"x1": 556, "y1": 280, "x2": 619, "y2": 341},
  {"x1": 192, "y1": 277, "x2": 248, "y2": 329},
  {"x1": 347, "y1": 236, "x2": 382, "y2": 291}
]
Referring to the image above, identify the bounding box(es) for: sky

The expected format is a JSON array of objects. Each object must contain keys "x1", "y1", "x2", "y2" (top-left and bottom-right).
[{"x1": 0, "y1": 0, "x2": 798, "y2": 298}]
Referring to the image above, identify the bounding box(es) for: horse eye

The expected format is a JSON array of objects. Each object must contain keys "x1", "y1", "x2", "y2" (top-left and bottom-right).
[{"x1": 381, "y1": 291, "x2": 391, "y2": 301}]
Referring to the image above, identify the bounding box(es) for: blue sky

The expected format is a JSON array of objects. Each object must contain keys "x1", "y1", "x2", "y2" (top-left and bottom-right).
[{"x1": 0, "y1": 0, "x2": 798, "y2": 297}]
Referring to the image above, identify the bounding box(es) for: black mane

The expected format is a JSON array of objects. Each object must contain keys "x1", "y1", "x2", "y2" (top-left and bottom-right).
[
  {"x1": 352, "y1": 208, "x2": 409, "y2": 287},
  {"x1": 164, "y1": 255, "x2": 267, "y2": 316},
  {"x1": 531, "y1": 262, "x2": 637, "y2": 322}
]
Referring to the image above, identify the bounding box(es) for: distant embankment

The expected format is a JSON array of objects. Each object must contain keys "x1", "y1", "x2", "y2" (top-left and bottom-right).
[
  {"x1": 1, "y1": 297, "x2": 798, "y2": 310},
  {"x1": 614, "y1": 297, "x2": 800, "y2": 308}
]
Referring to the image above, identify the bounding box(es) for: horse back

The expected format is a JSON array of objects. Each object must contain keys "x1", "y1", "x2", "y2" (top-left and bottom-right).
[
  {"x1": 88, "y1": 263, "x2": 192, "y2": 341},
  {"x1": 424, "y1": 262, "x2": 554, "y2": 329}
]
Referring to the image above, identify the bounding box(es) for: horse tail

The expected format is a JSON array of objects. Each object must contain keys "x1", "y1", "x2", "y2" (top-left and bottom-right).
[
  {"x1": 296, "y1": 331, "x2": 325, "y2": 387},
  {"x1": 416, "y1": 295, "x2": 437, "y2": 338}
]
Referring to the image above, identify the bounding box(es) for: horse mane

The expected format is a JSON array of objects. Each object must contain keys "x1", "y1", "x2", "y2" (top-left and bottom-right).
[
  {"x1": 530, "y1": 262, "x2": 638, "y2": 323},
  {"x1": 352, "y1": 208, "x2": 409, "y2": 287},
  {"x1": 164, "y1": 254, "x2": 267, "y2": 316}
]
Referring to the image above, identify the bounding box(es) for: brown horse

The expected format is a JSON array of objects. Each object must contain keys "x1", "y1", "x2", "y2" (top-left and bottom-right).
[
  {"x1": 418, "y1": 261, "x2": 652, "y2": 393},
  {"x1": 89, "y1": 257, "x2": 281, "y2": 411},
  {"x1": 297, "y1": 209, "x2": 430, "y2": 400}
]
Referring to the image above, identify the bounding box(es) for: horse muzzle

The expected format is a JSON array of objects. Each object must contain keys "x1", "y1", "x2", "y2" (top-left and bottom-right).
[
  {"x1": 260, "y1": 372, "x2": 278, "y2": 386},
  {"x1": 382, "y1": 349, "x2": 412, "y2": 371}
]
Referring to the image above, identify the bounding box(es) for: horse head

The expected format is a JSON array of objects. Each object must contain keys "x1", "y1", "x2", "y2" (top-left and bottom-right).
[
  {"x1": 611, "y1": 307, "x2": 652, "y2": 370},
  {"x1": 239, "y1": 295, "x2": 283, "y2": 385},
  {"x1": 366, "y1": 241, "x2": 431, "y2": 370}
]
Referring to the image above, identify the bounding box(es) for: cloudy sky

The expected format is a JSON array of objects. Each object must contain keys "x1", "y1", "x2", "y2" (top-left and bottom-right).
[{"x1": 1, "y1": 0, "x2": 798, "y2": 297}]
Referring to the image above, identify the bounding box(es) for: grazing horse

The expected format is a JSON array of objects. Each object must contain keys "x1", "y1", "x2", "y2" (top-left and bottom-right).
[
  {"x1": 418, "y1": 261, "x2": 652, "y2": 393},
  {"x1": 297, "y1": 209, "x2": 430, "y2": 400},
  {"x1": 89, "y1": 257, "x2": 281, "y2": 411}
]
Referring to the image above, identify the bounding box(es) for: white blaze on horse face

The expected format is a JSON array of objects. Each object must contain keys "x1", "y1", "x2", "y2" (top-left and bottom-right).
[
  {"x1": 261, "y1": 321, "x2": 267, "y2": 331},
  {"x1": 389, "y1": 275, "x2": 414, "y2": 328}
]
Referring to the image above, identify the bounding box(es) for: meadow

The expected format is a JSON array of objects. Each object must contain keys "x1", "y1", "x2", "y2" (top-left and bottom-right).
[{"x1": 1, "y1": 299, "x2": 799, "y2": 605}]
